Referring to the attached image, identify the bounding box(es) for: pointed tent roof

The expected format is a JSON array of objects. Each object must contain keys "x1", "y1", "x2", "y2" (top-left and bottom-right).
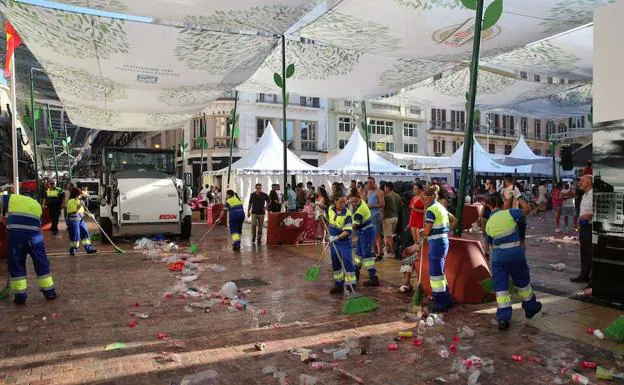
[
  {"x1": 211, "y1": 122, "x2": 320, "y2": 175},
  {"x1": 438, "y1": 139, "x2": 533, "y2": 174},
  {"x1": 321, "y1": 129, "x2": 416, "y2": 176},
  {"x1": 502, "y1": 135, "x2": 553, "y2": 166}
]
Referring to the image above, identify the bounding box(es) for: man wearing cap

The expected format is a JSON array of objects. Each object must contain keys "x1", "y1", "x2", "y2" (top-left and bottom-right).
[
  {"x1": 2, "y1": 191, "x2": 57, "y2": 305},
  {"x1": 44, "y1": 180, "x2": 64, "y2": 235}
]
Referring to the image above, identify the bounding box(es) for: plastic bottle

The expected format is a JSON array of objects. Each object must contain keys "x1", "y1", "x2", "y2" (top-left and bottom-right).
[
  {"x1": 250, "y1": 316, "x2": 260, "y2": 329},
  {"x1": 180, "y1": 369, "x2": 218, "y2": 385},
  {"x1": 388, "y1": 342, "x2": 398, "y2": 351},
  {"x1": 512, "y1": 355, "x2": 524, "y2": 362},
  {"x1": 416, "y1": 324, "x2": 426, "y2": 335},
  {"x1": 468, "y1": 369, "x2": 481, "y2": 385},
  {"x1": 333, "y1": 349, "x2": 348, "y2": 360},
  {"x1": 458, "y1": 325, "x2": 476, "y2": 338},
  {"x1": 412, "y1": 337, "x2": 424, "y2": 347},
  {"x1": 593, "y1": 329, "x2": 605, "y2": 340},
  {"x1": 437, "y1": 345, "x2": 449, "y2": 358}
]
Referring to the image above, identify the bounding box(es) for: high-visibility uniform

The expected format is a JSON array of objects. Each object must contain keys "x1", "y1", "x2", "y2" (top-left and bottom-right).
[
  {"x1": 485, "y1": 209, "x2": 541, "y2": 322},
  {"x1": 66, "y1": 198, "x2": 96, "y2": 255},
  {"x1": 2, "y1": 194, "x2": 56, "y2": 304},
  {"x1": 328, "y1": 205, "x2": 356, "y2": 287},
  {"x1": 224, "y1": 195, "x2": 245, "y2": 251},
  {"x1": 352, "y1": 200, "x2": 376, "y2": 280},
  {"x1": 425, "y1": 200, "x2": 452, "y2": 310},
  {"x1": 45, "y1": 187, "x2": 64, "y2": 234}
]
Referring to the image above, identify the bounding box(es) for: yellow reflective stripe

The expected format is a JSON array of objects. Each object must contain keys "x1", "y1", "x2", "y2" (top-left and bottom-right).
[
  {"x1": 10, "y1": 277, "x2": 27, "y2": 293},
  {"x1": 492, "y1": 241, "x2": 521, "y2": 249},
  {"x1": 354, "y1": 256, "x2": 362, "y2": 265},
  {"x1": 37, "y1": 275, "x2": 54, "y2": 290},
  {"x1": 430, "y1": 275, "x2": 447, "y2": 292},
  {"x1": 333, "y1": 271, "x2": 344, "y2": 280},
  {"x1": 232, "y1": 233, "x2": 241, "y2": 241},
  {"x1": 345, "y1": 272, "x2": 356, "y2": 284},
  {"x1": 70, "y1": 241, "x2": 80, "y2": 248},
  {"x1": 362, "y1": 258, "x2": 375, "y2": 268},
  {"x1": 492, "y1": 226, "x2": 518, "y2": 239},
  {"x1": 428, "y1": 234, "x2": 448, "y2": 240},
  {"x1": 517, "y1": 285, "x2": 534, "y2": 300},
  {"x1": 80, "y1": 239, "x2": 92, "y2": 245},
  {"x1": 496, "y1": 291, "x2": 512, "y2": 308}
]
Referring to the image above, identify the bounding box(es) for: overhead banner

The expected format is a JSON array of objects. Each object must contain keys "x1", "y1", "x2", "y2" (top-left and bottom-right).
[
  {"x1": 297, "y1": 0, "x2": 610, "y2": 60},
  {"x1": 1, "y1": 0, "x2": 278, "y2": 130}
]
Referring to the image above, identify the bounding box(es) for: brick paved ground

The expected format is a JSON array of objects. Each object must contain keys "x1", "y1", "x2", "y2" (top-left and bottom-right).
[{"x1": 0, "y1": 214, "x2": 622, "y2": 385}]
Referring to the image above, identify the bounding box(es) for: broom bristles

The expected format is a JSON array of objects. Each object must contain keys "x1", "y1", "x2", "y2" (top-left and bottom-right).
[
  {"x1": 604, "y1": 316, "x2": 624, "y2": 343},
  {"x1": 304, "y1": 266, "x2": 321, "y2": 282},
  {"x1": 479, "y1": 278, "x2": 518, "y2": 294},
  {"x1": 343, "y1": 295, "x2": 378, "y2": 314},
  {"x1": 412, "y1": 285, "x2": 423, "y2": 306}
]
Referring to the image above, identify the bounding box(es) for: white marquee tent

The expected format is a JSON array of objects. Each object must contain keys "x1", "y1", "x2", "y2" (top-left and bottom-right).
[
  {"x1": 320, "y1": 129, "x2": 418, "y2": 178},
  {"x1": 503, "y1": 135, "x2": 553, "y2": 166}
]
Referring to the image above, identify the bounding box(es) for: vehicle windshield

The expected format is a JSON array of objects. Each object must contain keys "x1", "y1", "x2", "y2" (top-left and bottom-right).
[{"x1": 104, "y1": 149, "x2": 174, "y2": 175}]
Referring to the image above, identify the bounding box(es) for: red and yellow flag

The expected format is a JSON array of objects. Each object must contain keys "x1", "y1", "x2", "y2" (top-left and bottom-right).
[{"x1": 4, "y1": 21, "x2": 23, "y2": 79}]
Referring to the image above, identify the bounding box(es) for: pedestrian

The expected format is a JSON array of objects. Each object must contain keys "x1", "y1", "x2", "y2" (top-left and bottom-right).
[
  {"x1": 574, "y1": 178, "x2": 584, "y2": 232},
  {"x1": 66, "y1": 187, "x2": 97, "y2": 256},
  {"x1": 350, "y1": 180, "x2": 357, "y2": 191},
  {"x1": 199, "y1": 184, "x2": 210, "y2": 220},
  {"x1": 303, "y1": 193, "x2": 316, "y2": 240},
  {"x1": 3, "y1": 192, "x2": 57, "y2": 305},
  {"x1": 62, "y1": 182, "x2": 74, "y2": 236},
  {"x1": 538, "y1": 180, "x2": 548, "y2": 215},
  {"x1": 483, "y1": 192, "x2": 542, "y2": 331},
  {"x1": 216, "y1": 189, "x2": 245, "y2": 252},
  {"x1": 480, "y1": 179, "x2": 498, "y2": 259},
  {"x1": 552, "y1": 182, "x2": 563, "y2": 232},
  {"x1": 306, "y1": 181, "x2": 314, "y2": 195},
  {"x1": 408, "y1": 182, "x2": 425, "y2": 246},
  {"x1": 44, "y1": 180, "x2": 64, "y2": 235},
  {"x1": 214, "y1": 187, "x2": 222, "y2": 203},
  {"x1": 247, "y1": 183, "x2": 269, "y2": 245},
  {"x1": 269, "y1": 184, "x2": 282, "y2": 213},
  {"x1": 422, "y1": 185, "x2": 457, "y2": 313},
  {"x1": 560, "y1": 182, "x2": 575, "y2": 233},
  {"x1": 296, "y1": 183, "x2": 306, "y2": 211},
  {"x1": 349, "y1": 188, "x2": 379, "y2": 286},
  {"x1": 314, "y1": 187, "x2": 330, "y2": 240},
  {"x1": 285, "y1": 184, "x2": 297, "y2": 213},
  {"x1": 571, "y1": 175, "x2": 593, "y2": 283},
  {"x1": 366, "y1": 177, "x2": 384, "y2": 261},
  {"x1": 327, "y1": 191, "x2": 356, "y2": 294},
  {"x1": 382, "y1": 181, "x2": 401, "y2": 259}
]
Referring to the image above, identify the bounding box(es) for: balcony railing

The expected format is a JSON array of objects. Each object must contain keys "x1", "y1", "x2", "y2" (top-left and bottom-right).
[
  {"x1": 214, "y1": 138, "x2": 236, "y2": 149},
  {"x1": 257, "y1": 94, "x2": 321, "y2": 108},
  {"x1": 301, "y1": 141, "x2": 317, "y2": 151},
  {"x1": 429, "y1": 121, "x2": 548, "y2": 141},
  {"x1": 371, "y1": 103, "x2": 401, "y2": 113}
]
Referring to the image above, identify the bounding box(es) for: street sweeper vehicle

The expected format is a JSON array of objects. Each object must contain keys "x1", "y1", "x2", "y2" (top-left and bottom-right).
[{"x1": 97, "y1": 147, "x2": 192, "y2": 241}]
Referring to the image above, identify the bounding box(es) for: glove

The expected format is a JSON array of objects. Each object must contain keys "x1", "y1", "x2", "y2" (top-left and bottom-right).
[
  {"x1": 87, "y1": 212, "x2": 95, "y2": 220},
  {"x1": 328, "y1": 235, "x2": 339, "y2": 243},
  {"x1": 215, "y1": 218, "x2": 221, "y2": 225}
]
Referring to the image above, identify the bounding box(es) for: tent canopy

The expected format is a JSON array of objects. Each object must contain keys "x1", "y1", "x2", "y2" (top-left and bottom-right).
[
  {"x1": 437, "y1": 138, "x2": 533, "y2": 174},
  {"x1": 208, "y1": 122, "x2": 321, "y2": 175},
  {"x1": 506, "y1": 135, "x2": 553, "y2": 163},
  {"x1": 320, "y1": 129, "x2": 417, "y2": 176}
]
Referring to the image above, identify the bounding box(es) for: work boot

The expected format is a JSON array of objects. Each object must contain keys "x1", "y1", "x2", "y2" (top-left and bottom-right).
[
  {"x1": 233, "y1": 245, "x2": 241, "y2": 252},
  {"x1": 525, "y1": 301, "x2": 542, "y2": 319},
  {"x1": 86, "y1": 249, "x2": 98, "y2": 255},
  {"x1": 329, "y1": 286, "x2": 344, "y2": 295},
  {"x1": 13, "y1": 293, "x2": 26, "y2": 306},
  {"x1": 69, "y1": 248, "x2": 77, "y2": 256},
  {"x1": 43, "y1": 289, "x2": 57, "y2": 300},
  {"x1": 363, "y1": 276, "x2": 380, "y2": 287},
  {"x1": 498, "y1": 320, "x2": 510, "y2": 331}
]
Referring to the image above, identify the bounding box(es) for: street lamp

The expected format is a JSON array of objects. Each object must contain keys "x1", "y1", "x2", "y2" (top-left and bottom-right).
[{"x1": 486, "y1": 117, "x2": 494, "y2": 153}]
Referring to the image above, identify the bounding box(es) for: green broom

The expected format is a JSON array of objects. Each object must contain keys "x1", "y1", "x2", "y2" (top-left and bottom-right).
[
  {"x1": 304, "y1": 243, "x2": 329, "y2": 282},
  {"x1": 83, "y1": 208, "x2": 125, "y2": 254},
  {"x1": 0, "y1": 278, "x2": 9, "y2": 300},
  {"x1": 479, "y1": 278, "x2": 518, "y2": 295},
  {"x1": 329, "y1": 241, "x2": 378, "y2": 314},
  {"x1": 604, "y1": 316, "x2": 624, "y2": 343},
  {"x1": 189, "y1": 224, "x2": 217, "y2": 254},
  {"x1": 412, "y1": 239, "x2": 425, "y2": 307}
]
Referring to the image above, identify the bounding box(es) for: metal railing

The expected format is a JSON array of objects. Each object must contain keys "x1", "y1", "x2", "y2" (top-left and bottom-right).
[{"x1": 429, "y1": 121, "x2": 549, "y2": 141}]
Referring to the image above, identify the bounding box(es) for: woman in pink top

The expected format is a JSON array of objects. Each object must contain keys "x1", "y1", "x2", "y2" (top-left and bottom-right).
[{"x1": 551, "y1": 182, "x2": 563, "y2": 232}]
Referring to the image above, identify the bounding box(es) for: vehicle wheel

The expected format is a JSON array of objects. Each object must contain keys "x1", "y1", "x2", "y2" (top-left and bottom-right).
[
  {"x1": 180, "y1": 215, "x2": 192, "y2": 240},
  {"x1": 99, "y1": 217, "x2": 113, "y2": 244}
]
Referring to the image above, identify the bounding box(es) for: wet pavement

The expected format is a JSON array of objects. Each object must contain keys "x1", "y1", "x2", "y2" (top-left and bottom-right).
[{"x1": 0, "y1": 214, "x2": 622, "y2": 385}]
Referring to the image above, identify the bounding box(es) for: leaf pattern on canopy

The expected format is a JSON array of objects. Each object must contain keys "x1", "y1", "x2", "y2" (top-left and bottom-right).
[
  {"x1": 483, "y1": 41, "x2": 582, "y2": 77},
  {"x1": 1, "y1": 0, "x2": 130, "y2": 59},
  {"x1": 65, "y1": 106, "x2": 122, "y2": 128},
  {"x1": 41, "y1": 61, "x2": 128, "y2": 102},
  {"x1": 158, "y1": 84, "x2": 234, "y2": 106},
  {"x1": 392, "y1": 0, "x2": 463, "y2": 9},
  {"x1": 378, "y1": 57, "x2": 462, "y2": 89},
  {"x1": 299, "y1": 12, "x2": 401, "y2": 55},
  {"x1": 261, "y1": 41, "x2": 362, "y2": 80},
  {"x1": 539, "y1": 0, "x2": 615, "y2": 34},
  {"x1": 54, "y1": 0, "x2": 129, "y2": 12},
  {"x1": 429, "y1": 68, "x2": 518, "y2": 97},
  {"x1": 146, "y1": 112, "x2": 197, "y2": 129},
  {"x1": 545, "y1": 83, "x2": 593, "y2": 107},
  {"x1": 174, "y1": 27, "x2": 275, "y2": 75}
]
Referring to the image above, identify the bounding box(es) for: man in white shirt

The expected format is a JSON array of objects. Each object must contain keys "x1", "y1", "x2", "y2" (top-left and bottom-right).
[
  {"x1": 537, "y1": 181, "x2": 548, "y2": 215},
  {"x1": 199, "y1": 184, "x2": 210, "y2": 220},
  {"x1": 571, "y1": 175, "x2": 593, "y2": 283},
  {"x1": 560, "y1": 182, "x2": 575, "y2": 232}
]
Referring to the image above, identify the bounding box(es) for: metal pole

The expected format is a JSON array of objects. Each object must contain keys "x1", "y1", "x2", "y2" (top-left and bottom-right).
[
  {"x1": 199, "y1": 114, "x2": 204, "y2": 189},
  {"x1": 281, "y1": 36, "x2": 288, "y2": 193},
  {"x1": 470, "y1": 134, "x2": 475, "y2": 202},
  {"x1": 552, "y1": 140, "x2": 557, "y2": 183},
  {"x1": 227, "y1": 91, "x2": 239, "y2": 188},
  {"x1": 30, "y1": 68, "x2": 40, "y2": 199},
  {"x1": 455, "y1": 0, "x2": 484, "y2": 237},
  {"x1": 10, "y1": 54, "x2": 19, "y2": 193},
  {"x1": 45, "y1": 105, "x2": 60, "y2": 185},
  {"x1": 361, "y1": 100, "x2": 371, "y2": 177}
]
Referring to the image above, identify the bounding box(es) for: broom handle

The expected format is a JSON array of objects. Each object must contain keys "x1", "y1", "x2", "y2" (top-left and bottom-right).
[
  {"x1": 417, "y1": 237, "x2": 424, "y2": 284},
  {"x1": 82, "y1": 207, "x2": 123, "y2": 251},
  {"x1": 195, "y1": 223, "x2": 218, "y2": 245},
  {"x1": 321, "y1": 217, "x2": 357, "y2": 296}
]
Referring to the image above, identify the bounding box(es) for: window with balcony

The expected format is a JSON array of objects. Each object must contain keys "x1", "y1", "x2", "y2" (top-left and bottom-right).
[
  {"x1": 431, "y1": 108, "x2": 446, "y2": 129},
  {"x1": 504, "y1": 144, "x2": 512, "y2": 155},
  {"x1": 569, "y1": 116, "x2": 585, "y2": 128},
  {"x1": 534, "y1": 119, "x2": 542, "y2": 139},
  {"x1": 486, "y1": 113, "x2": 500, "y2": 129},
  {"x1": 547, "y1": 76, "x2": 554, "y2": 84},
  {"x1": 450, "y1": 110, "x2": 465, "y2": 131},
  {"x1": 403, "y1": 122, "x2": 418, "y2": 137},
  {"x1": 300, "y1": 121, "x2": 317, "y2": 151},
  {"x1": 434, "y1": 139, "x2": 446, "y2": 154},
  {"x1": 489, "y1": 143, "x2": 496, "y2": 154},
  {"x1": 279, "y1": 119, "x2": 294, "y2": 148},
  {"x1": 546, "y1": 121, "x2": 556, "y2": 137},
  {"x1": 370, "y1": 141, "x2": 393, "y2": 152},
  {"x1": 520, "y1": 71, "x2": 528, "y2": 79},
  {"x1": 521, "y1": 117, "x2": 528, "y2": 137},
  {"x1": 370, "y1": 119, "x2": 394, "y2": 136},
  {"x1": 257, "y1": 118, "x2": 272, "y2": 140},
  {"x1": 409, "y1": 106, "x2": 421, "y2": 115},
  {"x1": 502, "y1": 115, "x2": 515, "y2": 131},
  {"x1": 339, "y1": 139, "x2": 348, "y2": 149},
  {"x1": 404, "y1": 143, "x2": 418, "y2": 153},
  {"x1": 258, "y1": 93, "x2": 279, "y2": 103},
  {"x1": 558, "y1": 122, "x2": 567, "y2": 133},
  {"x1": 534, "y1": 74, "x2": 541, "y2": 82},
  {"x1": 191, "y1": 116, "x2": 205, "y2": 149},
  {"x1": 299, "y1": 96, "x2": 320, "y2": 108},
  {"x1": 338, "y1": 117, "x2": 354, "y2": 132},
  {"x1": 452, "y1": 140, "x2": 462, "y2": 153}
]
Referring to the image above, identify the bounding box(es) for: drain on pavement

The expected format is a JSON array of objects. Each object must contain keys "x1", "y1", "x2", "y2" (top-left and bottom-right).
[{"x1": 232, "y1": 278, "x2": 269, "y2": 288}]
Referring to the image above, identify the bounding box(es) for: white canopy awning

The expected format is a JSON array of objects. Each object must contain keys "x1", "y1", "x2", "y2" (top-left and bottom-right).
[
  {"x1": 320, "y1": 129, "x2": 417, "y2": 176},
  {"x1": 208, "y1": 122, "x2": 321, "y2": 176},
  {"x1": 437, "y1": 139, "x2": 533, "y2": 174},
  {"x1": 504, "y1": 135, "x2": 553, "y2": 164},
  {"x1": 387, "y1": 152, "x2": 449, "y2": 166}
]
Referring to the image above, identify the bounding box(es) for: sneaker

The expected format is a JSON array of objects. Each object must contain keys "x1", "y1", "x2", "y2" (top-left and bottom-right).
[
  {"x1": 86, "y1": 249, "x2": 98, "y2": 255},
  {"x1": 398, "y1": 285, "x2": 413, "y2": 294},
  {"x1": 363, "y1": 277, "x2": 380, "y2": 287},
  {"x1": 43, "y1": 289, "x2": 57, "y2": 300},
  {"x1": 251, "y1": 238, "x2": 256, "y2": 244},
  {"x1": 525, "y1": 301, "x2": 542, "y2": 319},
  {"x1": 555, "y1": 228, "x2": 560, "y2": 233},
  {"x1": 375, "y1": 254, "x2": 383, "y2": 262},
  {"x1": 498, "y1": 320, "x2": 510, "y2": 331},
  {"x1": 69, "y1": 248, "x2": 77, "y2": 256},
  {"x1": 329, "y1": 286, "x2": 344, "y2": 295}
]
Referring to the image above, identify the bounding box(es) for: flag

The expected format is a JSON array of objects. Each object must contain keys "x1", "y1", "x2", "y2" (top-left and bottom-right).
[{"x1": 5, "y1": 21, "x2": 23, "y2": 79}]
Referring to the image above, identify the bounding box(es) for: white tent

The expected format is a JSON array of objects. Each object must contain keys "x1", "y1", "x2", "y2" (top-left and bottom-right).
[
  {"x1": 206, "y1": 122, "x2": 330, "y2": 210},
  {"x1": 386, "y1": 152, "x2": 449, "y2": 168},
  {"x1": 320, "y1": 129, "x2": 418, "y2": 178},
  {"x1": 437, "y1": 139, "x2": 533, "y2": 175},
  {"x1": 503, "y1": 135, "x2": 554, "y2": 166}
]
